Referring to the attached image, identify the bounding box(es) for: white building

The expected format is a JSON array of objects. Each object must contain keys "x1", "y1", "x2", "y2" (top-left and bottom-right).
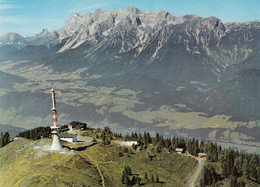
[
  {"x1": 59, "y1": 134, "x2": 77, "y2": 143},
  {"x1": 175, "y1": 148, "x2": 184, "y2": 154},
  {"x1": 118, "y1": 139, "x2": 139, "y2": 147}
]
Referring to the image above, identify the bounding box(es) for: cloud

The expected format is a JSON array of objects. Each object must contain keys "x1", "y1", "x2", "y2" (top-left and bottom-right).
[
  {"x1": 0, "y1": 15, "x2": 62, "y2": 25},
  {"x1": 0, "y1": 3, "x2": 21, "y2": 10}
]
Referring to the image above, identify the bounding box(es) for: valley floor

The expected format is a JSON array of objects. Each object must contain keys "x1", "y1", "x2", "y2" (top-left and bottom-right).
[{"x1": 0, "y1": 60, "x2": 259, "y2": 154}]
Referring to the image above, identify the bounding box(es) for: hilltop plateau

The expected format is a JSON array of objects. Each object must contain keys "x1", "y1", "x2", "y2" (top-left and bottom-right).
[
  {"x1": 1, "y1": 125, "x2": 259, "y2": 187},
  {"x1": 0, "y1": 129, "x2": 197, "y2": 186}
]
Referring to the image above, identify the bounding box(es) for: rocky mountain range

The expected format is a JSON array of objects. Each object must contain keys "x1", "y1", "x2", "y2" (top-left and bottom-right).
[{"x1": 0, "y1": 7, "x2": 259, "y2": 151}]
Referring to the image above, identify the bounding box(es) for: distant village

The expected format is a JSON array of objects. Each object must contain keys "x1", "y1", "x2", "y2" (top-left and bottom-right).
[{"x1": 152, "y1": 117, "x2": 175, "y2": 124}]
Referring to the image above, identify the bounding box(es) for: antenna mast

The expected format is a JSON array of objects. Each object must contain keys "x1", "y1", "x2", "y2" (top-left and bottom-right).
[{"x1": 50, "y1": 88, "x2": 63, "y2": 150}]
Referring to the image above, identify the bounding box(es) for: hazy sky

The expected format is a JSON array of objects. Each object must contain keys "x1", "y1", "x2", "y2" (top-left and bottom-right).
[{"x1": 0, "y1": 0, "x2": 259, "y2": 37}]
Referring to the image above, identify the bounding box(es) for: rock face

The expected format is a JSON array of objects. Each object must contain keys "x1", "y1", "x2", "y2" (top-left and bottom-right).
[
  {"x1": 26, "y1": 29, "x2": 59, "y2": 46},
  {"x1": 203, "y1": 48, "x2": 260, "y2": 121},
  {"x1": 0, "y1": 7, "x2": 259, "y2": 121},
  {"x1": 0, "y1": 33, "x2": 28, "y2": 48},
  {"x1": 49, "y1": 7, "x2": 259, "y2": 82},
  {"x1": 0, "y1": 29, "x2": 58, "y2": 49}
]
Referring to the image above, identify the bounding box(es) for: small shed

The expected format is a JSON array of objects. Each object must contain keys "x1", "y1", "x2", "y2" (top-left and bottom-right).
[
  {"x1": 59, "y1": 134, "x2": 77, "y2": 143},
  {"x1": 69, "y1": 121, "x2": 87, "y2": 130},
  {"x1": 198, "y1": 153, "x2": 207, "y2": 159},
  {"x1": 176, "y1": 148, "x2": 184, "y2": 154}
]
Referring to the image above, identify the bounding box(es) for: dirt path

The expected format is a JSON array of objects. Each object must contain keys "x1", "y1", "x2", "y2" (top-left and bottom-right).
[
  {"x1": 80, "y1": 153, "x2": 106, "y2": 187},
  {"x1": 94, "y1": 163, "x2": 105, "y2": 187},
  {"x1": 186, "y1": 158, "x2": 204, "y2": 187}
]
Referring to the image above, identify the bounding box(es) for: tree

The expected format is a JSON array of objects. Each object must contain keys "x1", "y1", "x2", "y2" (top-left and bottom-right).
[
  {"x1": 0, "y1": 132, "x2": 10, "y2": 148},
  {"x1": 104, "y1": 126, "x2": 112, "y2": 134},
  {"x1": 200, "y1": 176, "x2": 206, "y2": 187},
  {"x1": 242, "y1": 159, "x2": 250, "y2": 178},
  {"x1": 156, "y1": 174, "x2": 159, "y2": 183},
  {"x1": 125, "y1": 174, "x2": 130, "y2": 186},
  {"x1": 200, "y1": 164, "x2": 218, "y2": 186},
  {"x1": 136, "y1": 177, "x2": 141, "y2": 186},
  {"x1": 230, "y1": 175, "x2": 237, "y2": 187},
  {"x1": 151, "y1": 175, "x2": 154, "y2": 183},
  {"x1": 118, "y1": 151, "x2": 123, "y2": 157},
  {"x1": 200, "y1": 139, "x2": 205, "y2": 152},
  {"x1": 158, "y1": 139, "x2": 165, "y2": 148},
  {"x1": 234, "y1": 156, "x2": 243, "y2": 176},
  {"x1": 249, "y1": 154, "x2": 258, "y2": 179},
  {"x1": 144, "y1": 132, "x2": 152, "y2": 144},
  {"x1": 165, "y1": 138, "x2": 171, "y2": 148},
  {"x1": 3, "y1": 132, "x2": 10, "y2": 146},
  {"x1": 145, "y1": 172, "x2": 148, "y2": 179},
  {"x1": 132, "y1": 143, "x2": 137, "y2": 150},
  {"x1": 121, "y1": 170, "x2": 126, "y2": 184},
  {"x1": 155, "y1": 132, "x2": 160, "y2": 145},
  {"x1": 125, "y1": 133, "x2": 131, "y2": 141},
  {"x1": 131, "y1": 176, "x2": 136, "y2": 186},
  {"x1": 156, "y1": 145, "x2": 162, "y2": 153},
  {"x1": 0, "y1": 132, "x2": 3, "y2": 147},
  {"x1": 121, "y1": 166, "x2": 132, "y2": 186},
  {"x1": 105, "y1": 138, "x2": 110, "y2": 146},
  {"x1": 125, "y1": 166, "x2": 132, "y2": 175},
  {"x1": 17, "y1": 127, "x2": 51, "y2": 140},
  {"x1": 236, "y1": 178, "x2": 244, "y2": 187},
  {"x1": 257, "y1": 167, "x2": 260, "y2": 184},
  {"x1": 102, "y1": 127, "x2": 111, "y2": 146}
]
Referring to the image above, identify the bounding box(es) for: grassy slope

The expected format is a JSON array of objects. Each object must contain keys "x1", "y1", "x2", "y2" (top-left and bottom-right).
[
  {"x1": 79, "y1": 129, "x2": 197, "y2": 186},
  {"x1": 0, "y1": 131, "x2": 197, "y2": 187},
  {"x1": 82, "y1": 142, "x2": 197, "y2": 186},
  {"x1": 0, "y1": 138, "x2": 101, "y2": 187}
]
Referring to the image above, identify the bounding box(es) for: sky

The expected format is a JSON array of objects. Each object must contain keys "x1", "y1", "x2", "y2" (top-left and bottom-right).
[{"x1": 0, "y1": 0, "x2": 259, "y2": 37}]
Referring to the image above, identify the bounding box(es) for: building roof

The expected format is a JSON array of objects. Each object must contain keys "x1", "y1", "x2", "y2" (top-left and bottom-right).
[
  {"x1": 198, "y1": 153, "x2": 207, "y2": 156},
  {"x1": 69, "y1": 121, "x2": 87, "y2": 129},
  {"x1": 59, "y1": 134, "x2": 77, "y2": 138},
  {"x1": 176, "y1": 148, "x2": 184, "y2": 152}
]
